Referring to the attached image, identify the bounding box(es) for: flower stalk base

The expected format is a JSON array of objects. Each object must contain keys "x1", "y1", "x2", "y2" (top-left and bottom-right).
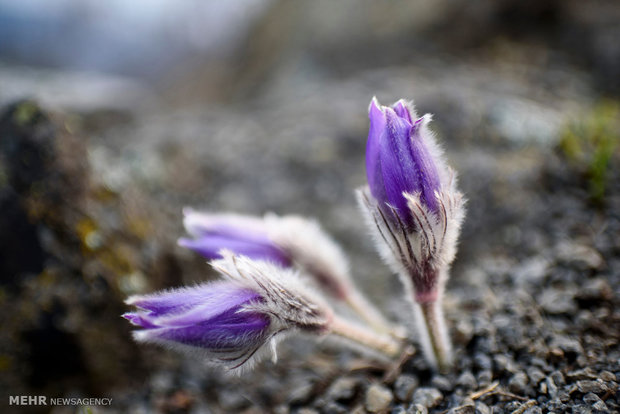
[
  {"x1": 329, "y1": 315, "x2": 401, "y2": 358},
  {"x1": 415, "y1": 299, "x2": 452, "y2": 372}
]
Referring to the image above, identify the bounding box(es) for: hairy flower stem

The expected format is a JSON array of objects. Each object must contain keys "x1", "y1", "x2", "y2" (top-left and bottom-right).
[
  {"x1": 416, "y1": 299, "x2": 452, "y2": 372},
  {"x1": 330, "y1": 315, "x2": 402, "y2": 358},
  {"x1": 345, "y1": 289, "x2": 401, "y2": 337}
]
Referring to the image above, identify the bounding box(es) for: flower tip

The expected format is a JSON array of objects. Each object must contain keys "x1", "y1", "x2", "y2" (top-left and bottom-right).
[
  {"x1": 368, "y1": 96, "x2": 383, "y2": 115},
  {"x1": 124, "y1": 295, "x2": 140, "y2": 306},
  {"x1": 182, "y1": 206, "x2": 195, "y2": 216},
  {"x1": 392, "y1": 99, "x2": 415, "y2": 123},
  {"x1": 123, "y1": 312, "x2": 152, "y2": 328}
]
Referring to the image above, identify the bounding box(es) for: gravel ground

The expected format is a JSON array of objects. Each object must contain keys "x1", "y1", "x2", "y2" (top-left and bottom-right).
[{"x1": 1, "y1": 2, "x2": 619, "y2": 412}]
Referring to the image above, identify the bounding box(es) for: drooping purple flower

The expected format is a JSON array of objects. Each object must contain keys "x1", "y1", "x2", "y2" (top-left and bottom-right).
[
  {"x1": 178, "y1": 209, "x2": 291, "y2": 267},
  {"x1": 366, "y1": 97, "x2": 442, "y2": 227},
  {"x1": 124, "y1": 281, "x2": 271, "y2": 369},
  {"x1": 125, "y1": 253, "x2": 402, "y2": 369},
  {"x1": 179, "y1": 210, "x2": 397, "y2": 334}
]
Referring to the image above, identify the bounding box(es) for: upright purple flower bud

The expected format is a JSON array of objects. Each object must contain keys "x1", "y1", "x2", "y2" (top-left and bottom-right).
[
  {"x1": 366, "y1": 97, "x2": 443, "y2": 226},
  {"x1": 358, "y1": 97, "x2": 466, "y2": 371}
]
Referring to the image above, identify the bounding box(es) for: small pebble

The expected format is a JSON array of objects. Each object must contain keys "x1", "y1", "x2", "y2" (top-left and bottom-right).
[
  {"x1": 571, "y1": 404, "x2": 595, "y2": 414},
  {"x1": 412, "y1": 387, "x2": 442, "y2": 408},
  {"x1": 447, "y1": 399, "x2": 475, "y2": 414},
  {"x1": 494, "y1": 354, "x2": 519, "y2": 374},
  {"x1": 549, "y1": 335, "x2": 583, "y2": 356},
  {"x1": 558, "y1": 391, "x2": 570, "y2": 403},
  {"x1": 431, "y1": 375, "x2": 453, "y2": 392},
  {"x1": 475, "y1": 401, "x2": 491, "y2": 414},
  {"x1": 582, "y1": 391, "x2": 608, "y2": 410},
  {"x1": 504, "y1": 401, "x2": 521, "y2": 411},
  {"x1": 538, "y1": 381, "x2": 547, "y2": 394},
  {"x1": 582, "y1": 392, "x2": 602, "y2": 405},
  {"x1": 508, "y1": 372, "x2": 529, "y2": 394},
  {"x1": 327, "y1": 377, "x2": 358, "y2": 402},
  {"x1": 390, "y1": 404, "x2": 407, "y2": 414},
  {"x1": 550, "y1": 371, "x2": 565, "y2": 386},
  {"x1": 322, "y1": 401, "x2": 347, "y2": 414},
  {"x1": 545, "y1": 398, "x2": 566, "y2": 412},
  {"x1": 456, "y1": 371, "x2": 477, "y2": 391},
  {"x1": 538, "y1": 289, "x2": 576, "y2": 314},
  {"x1": 477, "y1": 370, "x2": 493, "y2": 386},
  {"x1": 592, "y1": 400, "x2": 609, "y2": 411},
  {"x1": 523, "y1": 406, "x2": 542, "y2": 414},
  {"x1": 407, "y1": 403, "x2": 428, "y2": 414},
  {"x1": 545, "y1": 374, "x2": 563, "y2": 398},
  {"x1": 473, "y1": 353, "x2": 492, "y2": 371},
  {"x1": 394, "y1": 374, "x2": 419, "y2": 402},
  {"x1": 576, "y1": 379, "x2": 606, "y2": 394},
  {"x1": 366, "y1": 383, "x2": 394, "y2": 413},
  {"x1": 599, "y1": 370, "x2": 616, "y2": 381},
  {"x1": 297, "y1": 409, "x2": 319, "y2": 414},
  {"x1": 527, "y1": 367, "x2": 545, "y2": 385}
]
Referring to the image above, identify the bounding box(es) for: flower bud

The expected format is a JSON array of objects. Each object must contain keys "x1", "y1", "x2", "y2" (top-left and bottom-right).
[
  {"x1": 124, "y1": 252, "x2": 333, "y2": 372},
  {"x1": 359, "y1": 97, "x2": 466, "y2": 370},
  {"x1": 366, "y1": 97, "x2": 444, "y2": 226},
  {"x1": 178, "y1": 209, "x2": 291, "y2": 267},
  {"x1": 360, "y1": 97, "x2": 464, "y2": 302}
]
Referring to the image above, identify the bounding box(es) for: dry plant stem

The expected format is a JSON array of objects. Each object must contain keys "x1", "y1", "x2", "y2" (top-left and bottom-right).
[
  {"x1": 329, "y1": 314, "x2": 401, "y2": 358},
  {"x1": 418, "y1": 299, "x2": 453, "y2": 372},
  {"x1": 345, "y1": 289, "x2": 395, "y2": 336}
]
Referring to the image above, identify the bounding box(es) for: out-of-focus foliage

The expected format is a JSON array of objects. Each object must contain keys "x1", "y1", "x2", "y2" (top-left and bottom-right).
[{"x1": 559, "y1": 101, "x2": 620, "y2": 202}]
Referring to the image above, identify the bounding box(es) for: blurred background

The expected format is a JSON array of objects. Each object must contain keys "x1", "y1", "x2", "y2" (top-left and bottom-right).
[{"x1": 1, "y1": 1, "x2": 619, "y2": 413}]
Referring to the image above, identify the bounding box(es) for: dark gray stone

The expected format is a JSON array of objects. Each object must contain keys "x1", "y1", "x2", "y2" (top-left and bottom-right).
[
  {"x1": 550, "y1": 371, "x2": 566, "y2": 386},
  {"x1": 394, "y1": 374, "x2": 419, "y2": 402},
  {"x1": 456, "y1": 371, "x2": 477, "y2": 391},
  {"x1": 390, "y1": 404, "x2": 407, "y2": 414},
  {"x1": 474, "y1": 401, "x2": 491, "y2": 414},
  {"x1": 576, "y1": 380, "x2": 607, "y2": 394},
  {"x1": 406, "y1": 403, "x2": 428, "y2": 414},
  {"x1": 431, "y1": 375, "x2": 453, "y2": 392},
  {"x1": 508, "y1": 372, "x2": 529, "y2": 394},
  {"x1": 527, "y1": 367, "x2": 546, "y2": 385},
  {"x1": 412, "y1": 387, "x2": 442, "y2": 409}
]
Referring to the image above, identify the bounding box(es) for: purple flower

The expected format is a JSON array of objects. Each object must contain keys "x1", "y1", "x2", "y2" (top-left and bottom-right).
[
  {"x1": 178, "y1": 210, "x2": 397, "y2": 334},
  {"x1": 178, "y1": 209, "x2": 291, "y2": 266},
  {"x1": 125, "y1": 253, "x2": 335, "y2": 371},
  {"x1": 366, "y1": 97, "x2": 442, "y2": 226},
  {"x1": 124, "y1": 281, "x2": 271, "y2": 369},
  {"x1": 359, "y1": 97, "x2": 466, "y2": 370}
]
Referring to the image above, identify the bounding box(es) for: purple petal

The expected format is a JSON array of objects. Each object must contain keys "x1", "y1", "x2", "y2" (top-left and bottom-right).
[
  {"x1": 178, "y1": 236, "x2": 291, "y2": 267},
  {"x1": 127, "y1": 281, "x2": 250, "y2": 317},
  {"x1": 366, "y1": 97, "x2": 387, "y2": 203},
  {"x1": 126, "y1": 281, "x2": 271, "y2": 350},
  {"x1": 407, "y1": 119, "x2": 441, "y2": 213},
  {"x1": 392, "y1": 100, "x2": 413, "y2": 123},
  {"x1": 156, "y1": 289, "x2": 262, "y2": 327},
  {"x1": 122, "y1": 312, "x2": 158, "y2": 329},
  {"x1": 379, "y1": 107, "x2": 418, "y2": 224},
  {"x1": 142, "y1": 311, "x2": 270, "y2": 349},
  {"x1": 183, "y1": 210, "x2": 268, "y2": 241}
]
